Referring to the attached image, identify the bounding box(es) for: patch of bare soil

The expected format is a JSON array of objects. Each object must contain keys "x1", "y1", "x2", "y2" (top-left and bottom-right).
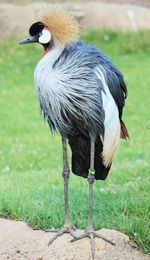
[
  {"x1": 0, "y1": 218, "x2": 149, "y2": 260},
  {"x1": 1, "y1": 2, "x2": 150, "y2": 42}
]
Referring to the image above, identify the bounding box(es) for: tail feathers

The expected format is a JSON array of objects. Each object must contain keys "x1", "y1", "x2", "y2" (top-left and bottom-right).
[
  {"x1": 120, "y1": 119, "x2": 129, "y2": 140},
  {"x1": 68, "y1": 134, "x2": 111, "y2": 180}
]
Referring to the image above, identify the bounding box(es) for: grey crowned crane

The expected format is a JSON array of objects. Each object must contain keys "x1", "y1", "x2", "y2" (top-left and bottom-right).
[{"x1": 19, "y1": 4, "x2": 129, "y2": 258}]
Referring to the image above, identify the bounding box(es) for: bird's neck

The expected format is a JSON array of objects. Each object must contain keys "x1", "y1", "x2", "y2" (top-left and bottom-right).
[
  {"x1": 42, "y1": 44, "x2": 64, "y2": 65},
  {"x1": 43, "y1": 48, "x2": 49, "y2": 57},
  {"x1": 42, "y1": 41, "x2": 53, "y2": 57}
]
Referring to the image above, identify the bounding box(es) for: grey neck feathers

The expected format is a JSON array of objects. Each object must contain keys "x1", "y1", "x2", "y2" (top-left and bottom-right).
[{"x1": 42, "y1": 45, "x2": 64, "y2": 68}]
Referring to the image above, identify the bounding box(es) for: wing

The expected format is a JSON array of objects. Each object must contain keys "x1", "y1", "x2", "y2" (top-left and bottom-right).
[
  {"x1": 69, "y1": 41, "x2": 127, "y2": 119},
  {"x1": 98, "y1": 55, "x2": 129, "y2": 139},
  {"x1": 98, "y1": 55, "x2": 127, "y2": 119}
]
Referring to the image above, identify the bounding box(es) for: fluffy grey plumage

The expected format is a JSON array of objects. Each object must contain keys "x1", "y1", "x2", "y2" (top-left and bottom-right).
[
  {"x1": 35, "y1": 42, "x2": 103, "y2": 136},
  {"x1": 34, "y1": 41, "x2": 126, "y2": 135}
]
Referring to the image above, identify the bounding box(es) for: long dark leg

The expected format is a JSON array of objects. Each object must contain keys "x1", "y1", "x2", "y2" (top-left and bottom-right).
[
  {"x1": 87, "y1": 139, "x2": 95, "y2": 232},
  {"x1": 47, "y1": 136, "x2": 76, "y2": 245},
  {"x1": 71, "y1": 138, "x2": 115, "y2": 259},
  {"x1": 62, "y1": 136, "x2": 71, "y2": 227},
  {"x1": 87, "y1": 140, "x2": 96, "y2": 256}
]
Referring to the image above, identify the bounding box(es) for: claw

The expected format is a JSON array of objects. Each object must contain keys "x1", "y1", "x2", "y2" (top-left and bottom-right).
[
  {"x1": 71, "y1": 230, "x2": 115, "y2": 259},
  {"x1": 47, "y1": 224, "x2": 77, "y2": 246},
  {"x1": 48, "y1": 228, "x2": 65, "y2": 245},
  {"x1": 71, "y1": 233, "x2": 87, "y2": 242},
  {"x1": 95, "y1": 232, "x2": 116, "y2": 246}
]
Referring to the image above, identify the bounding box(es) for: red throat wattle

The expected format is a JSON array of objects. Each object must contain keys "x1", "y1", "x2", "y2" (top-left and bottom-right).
[
  {"x1": 43, "y1": 26, "x2": 49, "y2": 30},
  {"x1": 43, "y1": 48, "x2": 49, "y2": 57}
]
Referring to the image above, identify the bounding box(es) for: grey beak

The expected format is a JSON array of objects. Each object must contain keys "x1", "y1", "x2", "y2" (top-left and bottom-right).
[{"x1": 19, "y1": 35, "x2": 38, "y2": 45}]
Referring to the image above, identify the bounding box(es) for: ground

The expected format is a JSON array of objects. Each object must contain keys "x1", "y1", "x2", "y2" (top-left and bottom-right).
[{"x1": 0, "y1": 218, "x2": 149, "y2": 260}]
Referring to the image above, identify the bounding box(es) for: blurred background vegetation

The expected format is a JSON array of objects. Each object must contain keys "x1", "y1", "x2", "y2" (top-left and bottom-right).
[{"x1": 0, "y1": 0, "x2": 150, "y2": 255}]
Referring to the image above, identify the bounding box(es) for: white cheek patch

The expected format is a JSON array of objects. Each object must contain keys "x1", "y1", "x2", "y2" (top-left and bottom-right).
[{"x1": 39, "y1": 29, "x2": 51, "y2": 44}]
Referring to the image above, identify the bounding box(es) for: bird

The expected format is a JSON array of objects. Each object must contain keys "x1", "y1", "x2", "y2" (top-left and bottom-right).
[{"x1": 19, "y1": 4, "x2": 129, "y2": 258}]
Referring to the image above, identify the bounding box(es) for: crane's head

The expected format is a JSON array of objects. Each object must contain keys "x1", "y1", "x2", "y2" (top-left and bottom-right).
[
  {"x1": 19, "y1": 4, "x2": 80, "y2": 50},
  {"x1": 19, "y1": 22, "x2": 52, "y2": 49}
]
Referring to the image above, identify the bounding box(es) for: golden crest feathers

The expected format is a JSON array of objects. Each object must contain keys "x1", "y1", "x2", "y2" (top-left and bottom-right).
[{"x1": 38, "y1": 4, "x2": 80, "y2": 46}]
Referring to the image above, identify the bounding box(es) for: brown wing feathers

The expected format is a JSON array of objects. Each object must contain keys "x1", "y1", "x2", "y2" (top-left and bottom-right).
[{"x1": 120, "y1": 119, "x2": 130, "y2": 140}]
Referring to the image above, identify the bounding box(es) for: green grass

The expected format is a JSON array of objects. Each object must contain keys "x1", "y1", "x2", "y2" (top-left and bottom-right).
[{"x1": 0, "y1": 31, "x2": 150, "y2": 254}]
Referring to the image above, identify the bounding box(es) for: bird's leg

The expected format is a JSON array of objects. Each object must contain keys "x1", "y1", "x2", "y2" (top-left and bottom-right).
[
  {"x1": 71, "y1": 138, "x2": 115, "y2": 258},
  {"x1": 87, "y1": 139, "x2": 95, "y2": 233},
  {"x1": 62, "y1": 136, "x2": 75, "y2": 230},
  {"x1": 48, "y1": 136, "x2": 76, "y2": 245}
]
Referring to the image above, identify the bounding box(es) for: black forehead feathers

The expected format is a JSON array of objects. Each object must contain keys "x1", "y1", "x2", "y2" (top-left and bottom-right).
[{"x1": 29, "y1": 22, "x2": 46, "y2": 36}]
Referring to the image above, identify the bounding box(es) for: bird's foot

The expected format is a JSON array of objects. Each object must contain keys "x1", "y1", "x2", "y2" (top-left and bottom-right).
[
  {"x1": 46, "y1": 223, "x2": 76, "y2": 233},
  {"x1": 71, "y1": 228, "x2": 115, "y2": 259},
  {"x1": 47, "y1": 223, "x2": 76, "y2": 245}
]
